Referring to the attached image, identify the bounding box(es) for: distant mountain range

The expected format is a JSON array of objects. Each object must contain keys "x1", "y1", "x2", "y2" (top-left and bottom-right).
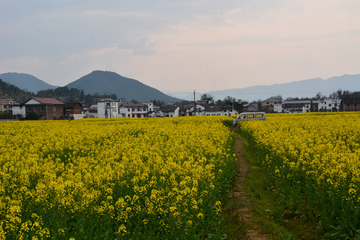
[
  {"x1": 66, "y1": 71, "x2": 181, "y2": 103},
  {"x1": 1, "y1": 71, "x2": 359, "y2": 103},
  {"x1": 0, "y1": 72, "x2": 59, "y2": 93},
  {"x1": 168, "y1": 74, "x2": 360, "y2": 101},
  {"x1": 0, "y1": 71, "x2": 181, "y2": 103}
]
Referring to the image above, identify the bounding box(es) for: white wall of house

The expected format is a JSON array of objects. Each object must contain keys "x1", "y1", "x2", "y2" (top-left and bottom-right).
[
  {"x1": 98, "y1": 101, "x2": 119, "y2": 118},
  {"x1": 204, "y1": 109, "x2": 238, "y2": 116},
  {"x1": 186, "y1": 107, "x2": 237, "y2": 116},
  {"x1": 318, "y1": 98, "x2": 341, "y2": 111},
  {"x1": 24, "y1": 99, "x2": 41, "y2": 105},
  {"x1": 72, "y1": 114, "x2": 83, "y2": 120},
  {"x1": 12, "y1": 106, "x2": 26, "y2": 118},
  {"x1": 158, "y1": 107, "x2": 180, "y2": 117},
  {"x1": 274, "y1": 103, "x2": 283, "y2": 113},
  {"x1": 119, "y1": 103, "x2": 152, "y2": 118}
]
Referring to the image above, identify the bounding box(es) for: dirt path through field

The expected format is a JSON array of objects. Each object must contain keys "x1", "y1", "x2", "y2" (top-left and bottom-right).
[{"x1": 227, "y1": 128, "x2": 268, "y2": 240}]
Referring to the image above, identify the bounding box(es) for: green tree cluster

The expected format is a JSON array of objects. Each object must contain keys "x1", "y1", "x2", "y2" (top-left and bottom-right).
[{"x1": 0, "y1": 79, "x2": 33, "y2": 103}]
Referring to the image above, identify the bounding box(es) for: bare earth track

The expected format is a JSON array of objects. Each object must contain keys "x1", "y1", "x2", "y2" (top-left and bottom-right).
[{"x1": 227, "y1": 127, "x2": 268, "y2": 240}]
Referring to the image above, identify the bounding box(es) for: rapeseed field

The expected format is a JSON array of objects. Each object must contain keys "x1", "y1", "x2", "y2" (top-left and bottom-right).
[
  {"x1": 240, "y1": 112, "x2": 360, "y2": 239},
  {"x1": 0, "y1": 116, "x2": 236, "y2": 239}
]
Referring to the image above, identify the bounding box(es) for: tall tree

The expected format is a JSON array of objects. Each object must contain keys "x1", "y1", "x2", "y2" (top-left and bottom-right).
[{"x1": 200, "y1": 93, "x2": 214, "y2": 104}]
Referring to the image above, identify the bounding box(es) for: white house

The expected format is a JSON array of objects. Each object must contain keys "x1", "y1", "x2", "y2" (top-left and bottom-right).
[
  {"x1": 119, "y1": 102, "x2": 155, "y2": 118},
  {"x1": 157, "y1": 106, "x2": 180, "y2": 117},
  {"x1": 281, "y1": 100, "x2": 319, "y2": 113},
  {"x1": 318, "y1": 98, "x2": 341, "y2": 112},
  {"x1": 97, "y1": 98, "x2": 120, "y2": 118},
  {"x1": 185, "y1": 102, "x2": 238, "y2": 116}
]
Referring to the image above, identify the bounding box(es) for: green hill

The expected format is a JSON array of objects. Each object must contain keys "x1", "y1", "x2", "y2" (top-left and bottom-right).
[
  {"x1": 0, "y1": 79, "x2": 33, "y2": 103},
  {"x1": 66, "y1": 70, "x2": 182, "y2": 103},
  {"x1": 0, "y1": 72, "x2": 58, "y2": 93}
]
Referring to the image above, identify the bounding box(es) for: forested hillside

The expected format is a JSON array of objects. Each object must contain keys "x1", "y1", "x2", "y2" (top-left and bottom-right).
[{"x1": 0, "y1": 79, "x2": 33, "y2": 103}]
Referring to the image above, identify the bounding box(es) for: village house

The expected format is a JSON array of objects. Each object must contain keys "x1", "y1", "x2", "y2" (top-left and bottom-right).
[
  {"x1": 97, "y1": 98, "x2": 120, "y2": 118},
  {"x1": 118, "y1": 102, "x2": 154, "y2": 118},
  {"x1": 277, "y1": 100, "x2": 319, "y2": 113},
  {"x1": 341, "y1": 97, "x2": 360, "y2": 111},
  {"x1": 0, "y1": 99, "x2": 18, "y2": 113},
  {"x1": 83, "y1": 104, "x2": 98, "y2": 118},
  {"x1": 21, "y1": 97, "x2": 65, "y2": 120},
  {"x1": 243, "y1": 102, "x2": 259, "y2": 112},
  {"x1": 318, "y1": 98, "x2": 341, "y2": 112},
  {"x1": 261, "y1": 98, "x2": 282, "y2": 112},
  {"x1": 64, "y1": 102, "x2": 83, "y2": 120},
  {"x1": 156, "y1": 106, "x2": 180, "y2": 117},
  {"x1": 185, "y1": 102, "x2": 238, "y2": 116}
]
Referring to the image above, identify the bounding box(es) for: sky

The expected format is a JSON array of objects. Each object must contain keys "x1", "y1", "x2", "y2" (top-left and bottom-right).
[{"x1": 1, "y1": 0, "x2": 359, "y2": 93}]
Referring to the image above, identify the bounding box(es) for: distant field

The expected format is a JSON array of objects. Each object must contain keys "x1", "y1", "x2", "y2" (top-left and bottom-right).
[
  {"x1": 0, "y1": 116, "x2": 236, "y2": 239},
  {"x1": 240, "y1": 112, "x2": 360, "y2": 239}
]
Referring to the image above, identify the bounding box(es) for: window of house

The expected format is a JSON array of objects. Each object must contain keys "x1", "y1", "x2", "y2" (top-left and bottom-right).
[
  {"x1": 127, "y1": 108, "x2": 130, "y2": 111},
  {"x1": 53, "y1": 106, "x2": 56, "y2": 111},
  {"x1": 34, "y1": 107, "x2": 36, "y2": 111},
  {"x1": 40, "y1": 106, "x2": 44, "y2": 111},
  {"x1": 60, "y1": 107, "x2": 63, "y2": 111},
  {"x1": 27, "y1": 106, "x2": 30, "y2": 111},
  {"x1": 329, "y1": 104, "x2": 331, "y2": 107},
  {"x1": 106, "y1": 103, "x2": 110, "y2": 106},
  {"x1": 4, "y1": 105, "x2": 7, "y2": 109},
  {"x1": 132, "y1": 108, "x2": 135, "y2": 111},
  {"x1": 128, "y1": 114, "x2": 130, "y2": 117}
]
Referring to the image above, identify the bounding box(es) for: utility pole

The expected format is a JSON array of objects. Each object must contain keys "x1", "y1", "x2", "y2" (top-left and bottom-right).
[
  {"x1": 104, "y1": 92, "x2": 108, "y2": 119},
  {"x1": 193, "y1": 90, "x2": 196, "y2": 116}
]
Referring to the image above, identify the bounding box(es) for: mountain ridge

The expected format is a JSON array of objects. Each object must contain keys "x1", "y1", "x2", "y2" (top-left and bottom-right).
[
  {"x1": 0, "y1": 72, "x2": 59, "y2": 93},
  {"x1": 1, "y1": 71, "x2": 359, "y2": 103},
  {"x1": 171, "y1": 74, "x2": 360, "y2": 101},
  {"x1": 65, "y1": 70, "x2": 182, "y2": 103}
]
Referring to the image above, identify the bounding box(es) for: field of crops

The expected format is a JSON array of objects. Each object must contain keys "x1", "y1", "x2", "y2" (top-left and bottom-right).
[
  {"x1": 0, "y1": 116, "x2": 236, "y2": 239},
  {"x1": 239, "y1": 112, "x2": 360, "y2": 239}
]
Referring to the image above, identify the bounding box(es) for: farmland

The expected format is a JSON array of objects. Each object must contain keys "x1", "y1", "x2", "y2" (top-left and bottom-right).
[
  {"x1": 239, "y1": 112, "x2": 360, "y2": 239},
  {"x1": 0, "y1": 116, "x2": 236, "y2": 239},
  {"x1": 1, "y1": 112, "x2": 360, "y2": 239}
]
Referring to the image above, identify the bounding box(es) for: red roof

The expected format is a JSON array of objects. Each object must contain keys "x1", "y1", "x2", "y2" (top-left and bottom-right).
[
  {"x1": 32, "y1": 97, "x2": 64, "y2": 105},
  {"x1": 0, "y1": 99, "x2": 12, "y2": 104}
]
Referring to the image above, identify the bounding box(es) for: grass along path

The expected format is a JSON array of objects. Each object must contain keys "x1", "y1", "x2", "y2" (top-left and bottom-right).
[
  {"x1": 221, "y1": 128, "x2": 268, "y2": 239},
  {"x1": 221, "y1": 129, "x2": 316, "y2": 239}
]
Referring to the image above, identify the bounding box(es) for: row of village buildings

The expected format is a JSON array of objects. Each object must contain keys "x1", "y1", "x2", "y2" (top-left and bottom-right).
[
  {"x1": 0, "y1": 96, "x2": 359, "y2": 121},
  {"x1": 0, "y1": 97, "x2": 237, "y2": 120},
  {"x1": 251, "y1": 97, "x2": 360, "y2": 113}
]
